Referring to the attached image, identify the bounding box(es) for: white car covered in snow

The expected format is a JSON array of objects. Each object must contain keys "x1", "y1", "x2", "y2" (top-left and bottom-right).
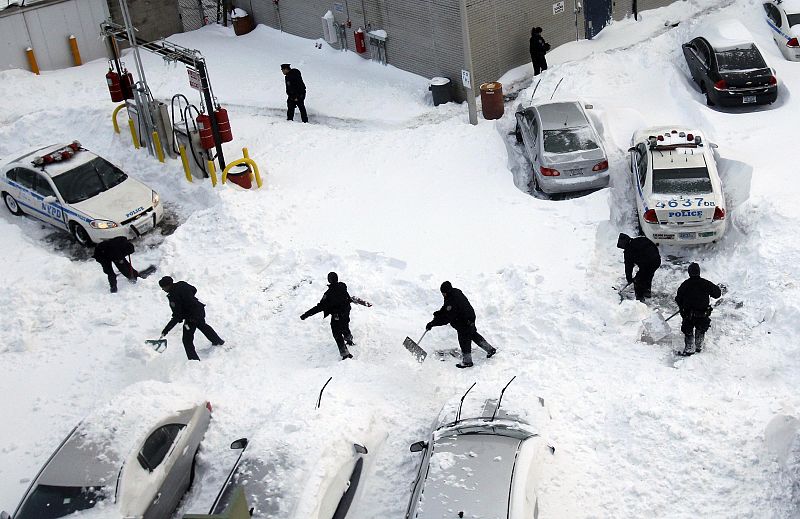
[
  {"x1": 764, "y1": 0, "x2": 800, "y2": 60},
  {"x1": 0, "y1": 142, "x2": 163, "y2": 246},
  {"x1": 628, "y1": 128, "x2": 727, "y2": 245},
  {"x1": 2, "y1": 382, "x2": 211, "y2": 519}
]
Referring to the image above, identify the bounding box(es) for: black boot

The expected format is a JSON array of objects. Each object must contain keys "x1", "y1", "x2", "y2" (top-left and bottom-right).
[
  {"x1": 456, "y1": 352, "x2": 473, "y2": 368},
  {"x1": 680, "y1": 334, "x2": 695, "y2": 356},
  {"x1": 695, "y1": 333, "x2": 704, "y2": 353},
  {"x1": 110, "y1": 283, "x2": 118, "y2": 293}
]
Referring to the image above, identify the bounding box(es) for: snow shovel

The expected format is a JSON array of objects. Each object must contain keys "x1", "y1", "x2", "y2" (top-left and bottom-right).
[
  {"x1": 144, "y1": 338, "x2": 167, "y2": 353},
  {"x1": 403, "y1": 330, "x2": 428, "y2": 362},
  {"x1": 613, "y1": 281, "x2": 633, "y2": 303},
  {"x1": 640, "y1": 310, "x2": 680, "y2": 343}
]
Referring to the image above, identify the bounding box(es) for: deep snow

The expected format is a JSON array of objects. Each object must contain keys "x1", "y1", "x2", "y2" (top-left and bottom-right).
[{"x1": 1, "y1": 0, "x2": 800, "y2": 517}]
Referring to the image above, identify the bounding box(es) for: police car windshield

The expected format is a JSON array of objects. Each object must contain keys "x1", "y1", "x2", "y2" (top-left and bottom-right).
[
  {"x1": 543, "y1": 127, "x2": 599, "y2": 154},
  {"x1": 715, "y1": 45, "x2": 766, "y2": 71},
  {"x1": 15, "y1": 484, "x2": 107, "y2": 519},
  {"x1": 52, "y1": 157, "x2": 128, "y2": 203},
  {"x1": 652, "y1": 167, "x2": 712, "y2": 194}
]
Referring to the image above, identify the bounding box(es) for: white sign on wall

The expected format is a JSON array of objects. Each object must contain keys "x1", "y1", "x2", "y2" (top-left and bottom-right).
[
  {"x1": 187, "y1": 67, "x2": 201, "y2": 91},
  {"x1": 333, "y1": 2, "x2": 344, "y2": 12},
  {"x1": 461, "y1": 69, "x2": 472, "y2": 89},
  {"x1": 553, "y1": 1, "x2": 565, "y2": 14}
]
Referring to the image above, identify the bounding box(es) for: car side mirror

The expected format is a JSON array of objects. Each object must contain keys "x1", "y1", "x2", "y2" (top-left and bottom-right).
[
  {"x1": 230, "y1": 438, "x2": 248, "y2": 450},
  {"x1": 584, "y1": 103, "x2": 593, "y2": 109},
  {"x1": 409, "y1": 441, "x2": 428, "y2": 453},
  {"x1": 43, "y1": 195, "x2": 57, "y2": 205},
  {"x1": 548, "y1": 444, "x2": 556, "y2": 455},
  {"x1": 628, "y1": 146, "x2": 637, "y2": 153},
  {"x1": 354, "y1": 443, "x2": 368, "y2": 454},
  {"x1": 709, "y1": 142, "x2": 718, "y2": 149}
]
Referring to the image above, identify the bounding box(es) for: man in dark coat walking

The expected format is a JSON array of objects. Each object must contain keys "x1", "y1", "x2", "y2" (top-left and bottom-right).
[
  {"x1": 281, "y1": 63, "x2": 308, "y2": 123},
  {"x1": 426, "y1": 281, "x2": 497, "y2": 368},
  {"x1": 617, "y1": 233, "x2": 661, "y2": 301},
  {"x1": 159, "y1": 276, "x2": 224, "y2": 361},
  {"x1": 301, "y1": 272, "x2": 369, "y2": 360},
  {"x1": 92, "y1": 236, "x2": 138, "y2": 293},
  {"x1": 529, "y1": 27, "x2": 550, "y2": 76},
  {"x1": 675, "y1": 262, "x2": 721, "y2": 355}
]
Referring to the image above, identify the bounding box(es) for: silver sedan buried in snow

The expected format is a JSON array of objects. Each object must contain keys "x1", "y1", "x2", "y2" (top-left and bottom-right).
[
  {"x1": 2, "y1": 400, "x2": 211, "y2": 519},
  {"x1": 515, "y1": 100, "x2": 609, "y2": 195}
]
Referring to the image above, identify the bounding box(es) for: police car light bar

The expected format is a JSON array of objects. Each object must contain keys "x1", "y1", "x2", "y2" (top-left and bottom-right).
[{"x1": 32, "y1": 141, "x2": 82, "y2": 166}]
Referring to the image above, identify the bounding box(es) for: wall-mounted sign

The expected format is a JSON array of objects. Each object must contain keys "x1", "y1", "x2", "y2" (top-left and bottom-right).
[
  {"x1": 187, "y1": 67, "x2": 201, "y2": 91},
  {"x1": 461, "y1": 69, "x2": 472, "y2": 89},
  {"x1": 553, "y1": 1, "x2": 565, "y2": 14},
  {"x1": 333, "y1": 2, "x2": 344, "y2": 13}
]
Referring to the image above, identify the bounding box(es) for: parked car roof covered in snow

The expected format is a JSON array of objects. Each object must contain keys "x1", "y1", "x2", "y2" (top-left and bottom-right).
[{"x1": 693, "y1": 18, "x2": 757, "y2": 51}]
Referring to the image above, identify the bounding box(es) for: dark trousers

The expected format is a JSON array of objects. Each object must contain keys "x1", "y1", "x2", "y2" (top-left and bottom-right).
[
  {"x1": 680, "y1": 309, "x2": 711, "y2": 337},
  {"x1": 182, "y1": 310, "x2": 223, "y2": 361},
  {"x1": 100, "y1": 258, "x2": 138, "y2": 289},
  {"x1": 633, "y1": 260, "x2": 660, "y2": 300},
  {"x1": 455, "y1": 325, "x2": 493, "y2": 356},
  {"x1": 532, "y1": 54, "x2": 548, "y2": 75},
  {"x1": 330, "y1": 314, "x2": 353, "y2": 357},
  {"x1": 287, "y1": 94, "x2": 308, "y2": 122}
]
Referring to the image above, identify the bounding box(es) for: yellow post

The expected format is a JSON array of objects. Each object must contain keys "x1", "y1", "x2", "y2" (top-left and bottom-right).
[
  {"x1": 128, "y1": 119, "x2": 140, "y2": 149},
  {"x1": 112, "y1": 103, "x2": 126, "y2": 134},
  {"x1": 152, "y1": 131, "x2": 165, "y2": 163},
  {"x1": 25, "y1": 47, "x2": 39, "y2": 75},
  {"x1": 241, "y1": 148, "x2": 263, "y2": 188},
  {"x1": 207, "y1": 160, "x2": 218, "y2": 187},
  {"x1": 68, "y1": 35, "x2": 82, "y2": 66},
  {"x1": 179, "y1": 145, "x2": 193, "y2": 182}
]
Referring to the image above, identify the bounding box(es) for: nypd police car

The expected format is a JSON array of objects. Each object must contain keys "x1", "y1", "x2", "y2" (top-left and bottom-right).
[
  {"x1": 0, "y1": 142, "x2": 163, "y2": 246},
  {"x1": 629, "y1": 128, "x2": 727, "y2": 245},
  {"x1": 764, "y1": 0, "x2": 800, "y2": 61}
]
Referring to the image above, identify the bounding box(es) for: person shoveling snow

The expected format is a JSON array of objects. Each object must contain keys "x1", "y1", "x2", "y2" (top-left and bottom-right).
[{"x1": 674, "y1": 262, "x2": 721, "y2": 356}]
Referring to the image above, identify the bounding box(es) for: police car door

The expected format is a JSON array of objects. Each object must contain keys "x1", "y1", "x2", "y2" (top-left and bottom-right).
[
  {"x1": 11, "y1": 168, "x2": 48, "y2": 224},
  {"x1": 763, "y1": 3, "x2": 786, "y2": 56},
  {"x1": 32, "y1": 172, "x2": 68, "y2": 230}
]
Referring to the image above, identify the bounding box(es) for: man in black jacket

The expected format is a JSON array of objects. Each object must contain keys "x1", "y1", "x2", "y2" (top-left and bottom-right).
[
  {"x1": 300, "y1": 272, "x2": 363, "y2": 360},
  {"x1": 426, "y1": 281, "x2": 497, "y2": 368},
  {"x1": 92, "y1": 236, "x2": 138, "y2": 293},
  {"x1": 617, "y1": 233, "x2": 661, "y2": 301},
  {"x1": 529, "y1": 27, "x2": 550, "y2": 76},
  {"x1": 281, "y1": 63, "x2": 308, "y2": 123},
  {"x1": 159, "y1": 276, "x2": 224, "y2": 361},
  {"x1": 675, "y1": 262, "x2": 721, "y2": 355}
]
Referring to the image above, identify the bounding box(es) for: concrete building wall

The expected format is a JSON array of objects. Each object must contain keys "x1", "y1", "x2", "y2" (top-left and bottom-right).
[
  {"x1": 107, "y1": 0, "x2": 183, "y2": 42},
  {"x1": 0, "y1": 0, "x2": 109, "y2": 72}
]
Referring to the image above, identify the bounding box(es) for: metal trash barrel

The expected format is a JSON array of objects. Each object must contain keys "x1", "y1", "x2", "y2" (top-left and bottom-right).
[
  {"x1": 232, "y1": 12, "x2": 254, "y2": 35},
  {"x1": 227, "y1": 163, "x2": 253, "y2": 189},
  {"x1": 429, "y1": 77, "x2": 452, "y2": 106},
  {"x1": 480, "y1": 82, "x2": 504, "y2": 120}
]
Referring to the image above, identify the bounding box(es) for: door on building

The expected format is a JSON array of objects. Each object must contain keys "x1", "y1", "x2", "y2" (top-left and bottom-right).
[{"x1": 583, "y1": 0, "x2": 612, "y2": 39}]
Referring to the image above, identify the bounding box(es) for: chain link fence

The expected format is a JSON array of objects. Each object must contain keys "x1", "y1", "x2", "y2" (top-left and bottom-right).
[{"x1": 178, "y1": 0, "x2": 220, "y2": 32}]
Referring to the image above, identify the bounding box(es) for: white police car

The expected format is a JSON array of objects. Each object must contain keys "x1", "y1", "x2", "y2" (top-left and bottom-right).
[
  {"x1": 764, "y1": 0, "x2": 800, "y2": 61},
  {"x1": 629, "y1": 128, "x2": 727, "y2": 245},
  {"x1": 0, "y1": 142, "x2": 163, "y2": 246}
]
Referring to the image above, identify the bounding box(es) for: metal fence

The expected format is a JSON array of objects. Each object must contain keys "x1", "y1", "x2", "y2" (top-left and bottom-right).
[{"x1": 178, "y1": 0, "x2": 219, "y2": 32}]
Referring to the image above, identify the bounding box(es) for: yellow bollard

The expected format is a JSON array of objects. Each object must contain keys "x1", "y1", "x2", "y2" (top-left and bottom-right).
[
  {"x1": 112, "y1": 103, "x2": 126, "y2": 134},
  {"x1": 25, "y1": 47, "x2": 39, "y2": 75},
  {"x1": 152, "y1": 131, "x2": 165, "y2": 163},
  {"x1": 221, "y1": 157, "x2": 262, "y2": 189},
  {"x1": 68, "y1": 35, "x2": 82, "y2": 66},
  {"x1": 179, "y1": 146, "x2": 193, "y2": 182},
  {"x1": 207, "y1": 160, "x2": 218, "y2": 187},
  {"x1": 128, "y1": 119, "x2": 140, "y2": 149}
]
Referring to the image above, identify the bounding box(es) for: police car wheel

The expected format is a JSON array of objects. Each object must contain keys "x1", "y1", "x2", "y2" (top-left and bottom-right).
[
  {"x1": 3, "y1": 193, "x2": 23, "y2": 216},
  {"x1": 70, "y1": 222, "x2": 93, "y2": 247}
]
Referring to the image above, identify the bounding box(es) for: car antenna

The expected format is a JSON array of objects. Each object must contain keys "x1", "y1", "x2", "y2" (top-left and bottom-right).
[
  {"x1": 455, "y1": 382, "x2": 477, "y2": 423},
  {"x1": 316, "y1": 376, "x2": 333, "y2": 409},
  {"x1": 549, "y1": 77, "x2": 564, "y2": 100},
  {"x1": 490, "y1": 376, "x2": 517, "y2": 421}
]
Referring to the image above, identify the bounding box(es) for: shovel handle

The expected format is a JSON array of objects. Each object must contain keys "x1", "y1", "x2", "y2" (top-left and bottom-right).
[
  {"x1": 418, "y1": 330, "x2": 428, "y2": 344},
  {"x1": 665, "y1": 310, "x2": 680, "y2": 322}
]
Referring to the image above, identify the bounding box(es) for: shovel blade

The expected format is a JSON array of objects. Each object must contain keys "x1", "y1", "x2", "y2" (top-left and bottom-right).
[
  {"x1": 145, "y1": 338, "x2": 167, "y2": 353},
  {"x1": 641, "y1": 311, "x2": 672, "y2": 343},
  {"x1": 403, "y1": 337, "x2": 427, "y2": 362}
]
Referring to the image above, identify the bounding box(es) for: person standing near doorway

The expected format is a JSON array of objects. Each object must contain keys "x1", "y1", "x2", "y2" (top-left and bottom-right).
[
  {"x1": 281, "y1": 63, "x2": 308, "y2": 123},
  {"x1": 529, "y1": 27, "x2": 551, "y2": 76}
]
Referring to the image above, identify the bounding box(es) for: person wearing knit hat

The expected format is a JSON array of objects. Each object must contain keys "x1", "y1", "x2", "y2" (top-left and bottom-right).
[
  {"x1": 617, "y1": 232, "x2": 661, "y2": 301},
  {"x1": 425, "y1": 281, "x2": 497, "y2": 368},
  {"x1": 158, "y1": 276, "x2": 225, "y2": 361},
  {"x1": 674, "y1": 262, "x2": 722, "y2": 356},
  {"x1": 300, "y1": 272, "x2": 371, "y2": 360}
]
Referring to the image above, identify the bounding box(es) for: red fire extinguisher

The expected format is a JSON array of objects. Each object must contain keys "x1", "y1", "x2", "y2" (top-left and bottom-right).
[
  {"x1": 214, "y1": 107, "x2": 233, "y2": 143},
  {"x1": 120, "y1": 68, "x2": 134, "y2": 100},
  {"x1": 355, "y1": 28, "x2": 367, "y2": 54},
  {"x1": 106, "y1": 69, "x2": 123, "y2": 102},
  {"x1": 196, "y1": 113, "x2": 215, "y2": 150}
]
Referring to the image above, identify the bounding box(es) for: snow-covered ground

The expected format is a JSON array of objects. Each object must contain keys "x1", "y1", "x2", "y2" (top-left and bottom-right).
[{"x1": 1, "y1": 0, "x2": 800, "y2": 516}]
